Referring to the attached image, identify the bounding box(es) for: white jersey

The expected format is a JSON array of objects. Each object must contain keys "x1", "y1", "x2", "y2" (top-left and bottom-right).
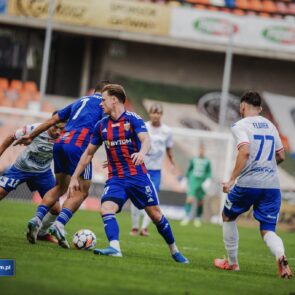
[
  {"x1": 14, "y1": 123, "x2": 55, "y2": 173},
  {"x1": 144, "y1": 121, "x2": 173, "y2": 171},
  {"x1": 231, "y1": 116, "x2": 283, "y2": 189}
]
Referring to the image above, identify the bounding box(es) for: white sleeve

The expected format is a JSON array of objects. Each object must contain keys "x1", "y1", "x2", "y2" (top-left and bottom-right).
[
  {"x1": 274, "y1": 127, "x2": 284, "y2": 152},
  {"x1": 165, "y1": 128, "x2": 173, "y2": 148},
  {"x1": 231, "y1": 123, "x2": 250, "y2": 150},
  {"x1": 13, "y1": 123, "x2": 40, "y2": 140}
]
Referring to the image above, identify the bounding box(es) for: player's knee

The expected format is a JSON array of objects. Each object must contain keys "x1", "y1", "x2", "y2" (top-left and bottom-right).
[
  {"x1": 100, "y1": 201, "x2": 118, "y2": 215},
  {"x1": 222, "y1": 212, "x2": 233, "y2": 222},
  {"x1": 147, "y1": 208, "x2": 162, "y2": 223}
]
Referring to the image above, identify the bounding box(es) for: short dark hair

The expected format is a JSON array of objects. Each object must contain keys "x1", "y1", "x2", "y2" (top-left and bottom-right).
[
  {"x1": 240, "y1": 91, "x2": 262, "y2": 107},
  {"x1": 94, "y1": 80, "x2": 112, "y2": 93},
  {"x1": 102, "y1": 84, "x2": 126, "y2": 104}
]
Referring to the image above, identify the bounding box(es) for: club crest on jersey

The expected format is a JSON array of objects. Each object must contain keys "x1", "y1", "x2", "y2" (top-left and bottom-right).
[{"x1": 124, "y1": 123, "x2": 130, "y2": 131}]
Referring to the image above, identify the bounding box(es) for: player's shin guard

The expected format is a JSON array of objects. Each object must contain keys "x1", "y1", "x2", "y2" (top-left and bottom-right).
[
  {"x1": 223, "y1": 221, "x2": 239, "y2": 266},
  {"x1": 56, "y1": 208, "x2": 73, "y2": 226},
  {"x1": 263, "y1": 231, "x2": 285, "y2": 259},
  {"x1": 35, "y1": 204, "x2": 50, "y2": 222},
  {"x1": 102, "y1": 214, "x2": 121, "y2": 252}
]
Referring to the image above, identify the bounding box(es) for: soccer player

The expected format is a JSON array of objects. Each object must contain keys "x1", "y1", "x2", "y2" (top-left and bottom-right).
[
  {"x1": 130, "y1": 103, "x2": 175, "y2": 237},
  {"x1": 180, "y1": 143, "x2": 212, "y2": 227},
  {"x1": 0, "y1": 114, "x2": 65, "y2": 242},
  {"x1": 214, "y1": 91, "x2": 292, "y2": 279},
  {"x1": 17, "y1": 81, "x2": 108, "y2": 248},
  {"x1": 68, "y1": 84, "x2": 188, "y2": 263}
]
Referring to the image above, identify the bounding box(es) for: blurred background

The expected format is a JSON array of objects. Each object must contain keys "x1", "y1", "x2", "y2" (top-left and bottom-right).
[{"x1": 0, "y1": 0, "x2": 295, "y2": 230}]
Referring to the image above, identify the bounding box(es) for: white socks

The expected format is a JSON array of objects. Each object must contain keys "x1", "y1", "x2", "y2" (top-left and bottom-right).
[
  {"x1": 131, "y1": 203, "x2": 151, "y2": 230},
  {"x1": 131, "y1": 203, "x2": 140, "y2": 229},
  {"x1": 263, "y1": 231, "x2": 285, "y2": 260},
  {"x1": 168, "y1": 243, "x2": 179, "y2": 255},
  {"x1": 38, "y1": 212, "x2": 57, "y2": 236},
  {"x1": 141, "y1": 211, "x2": 151, "y2": 229},
  {"x1": 223, "y1": 221, "x2": 239, "y2": 265},
  {"x1": 110, "y1": 240, "x2": 121, "y2": 252}
]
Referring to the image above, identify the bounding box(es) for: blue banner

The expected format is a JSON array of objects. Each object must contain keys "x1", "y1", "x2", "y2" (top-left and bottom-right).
[{"x1": 0, "y1": 259, "x2": 15, "y2": 276}]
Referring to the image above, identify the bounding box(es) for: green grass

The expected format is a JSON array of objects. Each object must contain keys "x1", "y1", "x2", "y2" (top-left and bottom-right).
[{"x1": 0, "y1": 201, "x2": 294, "y2": 295}]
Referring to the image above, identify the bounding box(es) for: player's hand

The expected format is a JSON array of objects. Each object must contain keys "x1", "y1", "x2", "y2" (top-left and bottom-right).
[
  {"x1": 131, "y1": 152, "x2": 145, "y2": 165},
  {"x1": 68, "y1": 177, "x2": 80, "y2": 195},
  {"x1": 102, "y1": 160, "x2": 108, "y2": 169},
  {"x1": 222, "y1": 179, "x2": 235, "y2": 193},
  {"x1": 13, "y1": 135, "x2": 33, "y2": 146}
]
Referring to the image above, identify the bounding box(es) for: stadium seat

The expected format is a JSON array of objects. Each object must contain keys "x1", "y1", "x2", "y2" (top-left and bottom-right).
[
  {"x1": 249, "y1": 0, "x2": 263, "y2": 11},
  {"x1": 0, "y1": 77, "x2": 9, "y2": 91},
  {"x1": 10, "y1": 80, "x2": 23, "y2": 92},
  {"x1": 276, "y1": 2, "x2": 288, "y2": 13},
  {"x1": 24, "y1": 81, "x2": 38, "y2": 94},
  {"x1": 262, "y1": 0, "x2": 277, "y2": 13},
  {"x1": 288, "y1": 3, "x2": 295, "y2": 14},
  {"x1": 236, "y1": 0, "x2": 250, "y2": 10}
]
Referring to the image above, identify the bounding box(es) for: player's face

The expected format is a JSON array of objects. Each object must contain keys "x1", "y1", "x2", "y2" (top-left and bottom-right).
[
  {"x1": 149, "y1": 111, "x2": 162, "y2": 126},
  {"x1": 101, "y1": 91, "x2": 114, "y2": 114},
  {"x1": 49, "y1": 123, "x2": 65, "y2": 139}
]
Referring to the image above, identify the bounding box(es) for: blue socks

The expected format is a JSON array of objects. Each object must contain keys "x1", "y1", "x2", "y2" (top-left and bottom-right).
[
  {"x1": 56, "y1": 208, "x2": 73, "y2": 226},
  {"x1": 156, "y1": 215, "x2": 175, "y2": 245},
  {"x1": 102, "y1": 214, "x2": 119, "y2": 242},
  {"x1": 35, "y1": 205, "x2": 49, "y2": 222}
]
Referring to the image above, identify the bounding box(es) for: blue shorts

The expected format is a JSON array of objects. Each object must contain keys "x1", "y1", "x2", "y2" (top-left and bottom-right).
[
  {"x1": 53, "y1": 143, "x2": 92, "y2": 179},
  {"x1": 148, "y1": 170, "x2": 161, "y2": 192},
  {"x1": 101, "y1": 173, "x2": 159, "y2": 212},
  {"x1": 0, "y1": 165, "x2": 55, "y2": 197},
  {"x1": 223, "y1": 185, "x2": 281, "y2": 231}
]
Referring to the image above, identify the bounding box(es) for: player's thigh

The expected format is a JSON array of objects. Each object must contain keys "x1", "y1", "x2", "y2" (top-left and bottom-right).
[
  {"x1": 27, "y1": 169, "x2": 56, "y2": 198},
  {"x1": 100, "y1": 178, "x2": 128, "y2": 213},
  {"x1": 223, "y1": 186, "x2": 258, "y2": 219},
  {"x1": 55, "y1": 173, "x2": 71, "y2": 193},
  {"x1": 195, "y1": 187, "x2": 206, "y2": 201},
  {"x1": 126, "y1": 174, "x2": 159, "y2": 210},
  {"x1": 0, "y1": 166, "x2": 26, "y2": 194},
  {"x1": 254, "y1": 189, "x2": 281, "y2": 232}
]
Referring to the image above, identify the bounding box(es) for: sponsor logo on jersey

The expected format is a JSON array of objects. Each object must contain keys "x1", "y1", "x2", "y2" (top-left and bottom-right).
[
  {"x1": 112, "y1": 123, "x2": 120, "y2": 127},
  {"x1": 104, "y1": 138, "x2": 132, "y2": 149},
  {"x1": 102, "y1": 128, "x2": 107, "y2": 133}
]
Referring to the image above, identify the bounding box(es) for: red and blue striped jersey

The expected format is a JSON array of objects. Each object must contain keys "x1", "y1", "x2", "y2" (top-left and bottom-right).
[
  {"x1": 91, "y1": 111, "x2": 148, "y2": 178},
  {"x1": 56, "y1": 94, "x2": 104, "y2": 150}
]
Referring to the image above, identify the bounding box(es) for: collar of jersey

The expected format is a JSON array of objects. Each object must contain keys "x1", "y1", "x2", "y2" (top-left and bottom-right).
[{"x1": 110, "y1": 110, "x2": 126, "y2": 122}]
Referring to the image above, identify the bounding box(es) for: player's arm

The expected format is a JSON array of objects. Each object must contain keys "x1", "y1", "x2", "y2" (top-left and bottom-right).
[
  {"x1": 0, "y1": 124, "x2": 35, "y2": 156},
  {"x1": 68, "y1": 143, "x2": 99, "y2": 193},
  {"x1": 276, "y1": 149, "x2": 285, "y2": 165},
  {"x1": 223, "y1": 144, "x2": 250, "y2": 193},
  {"x1": 0, "y1": 134, "x2": 15, "y2": 157},
  {"x1": 131, "y1": 132, "x2": 151, "y2": 165},
  {"x1": 166, "y1": 147, "x2": 175, "y2": 167},
  {"x1": 14, "y1": 113, "x2": 61, "y2": 146}
]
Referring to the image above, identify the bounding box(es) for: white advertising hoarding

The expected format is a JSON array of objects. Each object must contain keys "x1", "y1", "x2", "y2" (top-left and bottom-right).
[{"x1": 170, "y1": 8, "x2": 295, "y2": 54}]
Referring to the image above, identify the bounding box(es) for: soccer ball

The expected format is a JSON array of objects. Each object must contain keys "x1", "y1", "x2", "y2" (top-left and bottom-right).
[{"x1": 73, "y1": 229, "x2": 96, "y2": 250}]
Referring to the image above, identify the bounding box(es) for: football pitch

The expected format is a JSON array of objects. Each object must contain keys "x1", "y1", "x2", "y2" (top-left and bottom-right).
[{"x1": 0, "y1": 201, "x2": 294, "y2": 295}]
